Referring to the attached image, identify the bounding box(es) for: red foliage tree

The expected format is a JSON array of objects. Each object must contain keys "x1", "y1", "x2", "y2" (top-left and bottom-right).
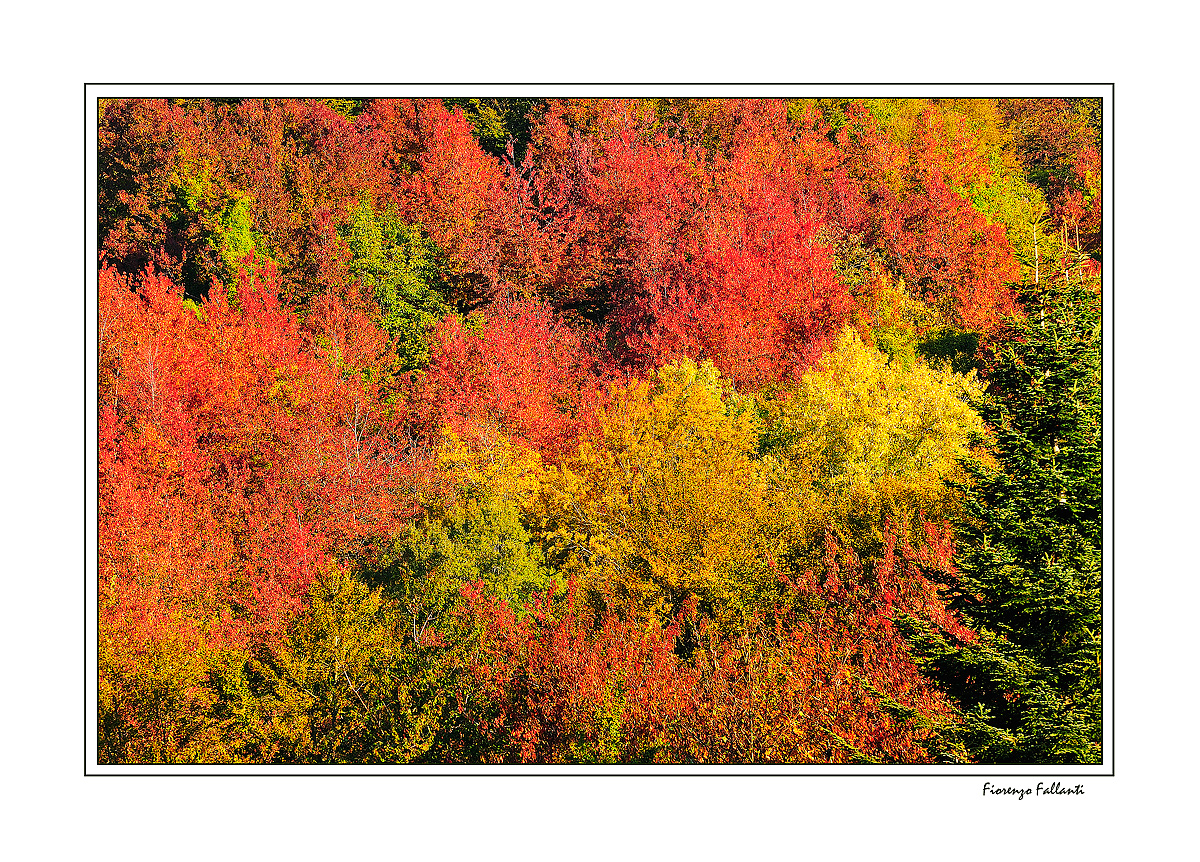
[
  {"x1": 638, "y1": 120, "x2": 858, "y2": 387},
  {"x1": 671, "y1": 525, "x2": 965, "y2": 764},
  {"x1": 447, "y1": 522, "x2": 966, "y2": 764},
  {"x1": 360, "y1": 99, "x2": 541, "y2": 303},
  {"x1": 835, "y1": 104, "x2": 1021, "y2": 331},
  {"x1": 99, "y1": 98, "x2": 392, "y2": 304},
  {"x1": 99, "y1": 262, "x2": 427, "y2": 650},
  {"x1": 513, "y1": 100, "x2": 859, "y2": 387},
  {"x1": 99, "y1": 99, "x2": 213, "y2": 282},
  {"x1": 410, "y1": 295, "x2": 610, "y2": 461},
  {"x1": 451, "y1": 580, "x2": 700, "y2": 763}
]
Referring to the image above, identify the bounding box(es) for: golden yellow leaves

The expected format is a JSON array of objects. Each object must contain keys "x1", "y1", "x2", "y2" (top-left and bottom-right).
[
  {"x1": 427, "y1": 346, "x2": 984, "y2": 629},
  {"x1": 765, "y1": 327, "x2": 985, "y2": 540},
  {"x1": 437, "y1": 425, "x2": 547, "y2": 509},
  {"x1": 540, "y1": 359, "x2": 776, "y2": 624}
]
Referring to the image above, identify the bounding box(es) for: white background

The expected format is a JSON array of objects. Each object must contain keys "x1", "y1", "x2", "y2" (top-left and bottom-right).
[{"x1": 2, "y1": 3, "x2": 1193, "y2": 858}]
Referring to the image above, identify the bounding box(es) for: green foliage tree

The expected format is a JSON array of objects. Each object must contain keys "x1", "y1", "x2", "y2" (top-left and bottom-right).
[
  {"x1": 98, "y1": 622, "x2": 218, "y2": 763},
  {"x1": 898, "y1": 278, "x2": 1102, "y2": 763},
  {"x1": 443, "y1": 97, "x2": 546, "y2": 160},
  {"x1": 209, "y1": 566, "x2": 460, "y2": 764},
  {"x1": 372, "y1": 431, "x2": 556, "y2": 623},
  {"x1": 343, "y1": 193, "x2": 451, "y2": 370},
  {"x1": 321, "y1": 98, "x2": 367, "y2": 119},
  {"x1": 965, "y1": 158, "x2": 1067, "y2": 288}
]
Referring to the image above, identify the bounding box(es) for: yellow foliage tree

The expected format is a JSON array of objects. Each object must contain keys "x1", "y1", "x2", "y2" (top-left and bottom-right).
[
  {"x1": 538, "y1": 358, "x2": 783, "y2": 625},
  {"x1": 763, "y1": 327, "x2": 985, "y2": 546}
]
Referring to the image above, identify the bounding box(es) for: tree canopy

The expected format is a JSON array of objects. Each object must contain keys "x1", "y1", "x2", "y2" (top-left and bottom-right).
[{"x1": 98, "y1": 96, "x2": 1103, "y2": 765}]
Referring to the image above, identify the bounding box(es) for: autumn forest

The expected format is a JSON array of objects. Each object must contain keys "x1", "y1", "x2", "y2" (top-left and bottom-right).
[{"x1": 96, "y1": 96, "x2": 1103, "y2": 765}]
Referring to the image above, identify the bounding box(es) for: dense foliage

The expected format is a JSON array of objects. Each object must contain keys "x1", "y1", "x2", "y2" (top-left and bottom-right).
[
  {"x1": 97, "y1": 96, "x2": 1103, "y2": 765},
  {"x1": 898, "y1": 278, "x2": 1102, "y2": 762}
]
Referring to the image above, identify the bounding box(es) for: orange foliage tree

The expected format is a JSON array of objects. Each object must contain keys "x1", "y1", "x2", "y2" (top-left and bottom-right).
[
  {"x1": 408, "y1": 295, "x2": 611, "y2": 461},
  {"x1": 98, "y1": 261, "x2": 431, "y2": 759}
]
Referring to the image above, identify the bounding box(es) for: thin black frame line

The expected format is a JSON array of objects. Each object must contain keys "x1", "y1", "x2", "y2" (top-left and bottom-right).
[
  {"x1": 85, "y1": 82, "x2": 90, "y2": 778},
  {"x1": 90, "y1": 89, "x2": 1116, "y2": 102},
  {"x1": 1107, "y1": 83, "x2": 1114, "y2": 777},
  {"x1": 86, "y1": 85, "x2": 1114, "y2": 777},
  {"x1": 91, "y1": 777, "x2": 1104, "y2": 782},
  {"x1": 86, "y1": 81, "x2": 1117, "y2": 86}
]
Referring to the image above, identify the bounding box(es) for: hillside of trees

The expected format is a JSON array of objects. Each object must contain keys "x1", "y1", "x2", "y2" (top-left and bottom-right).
[{"x1": 96, "y1": 96, "x2": 1102, "y2": 765}]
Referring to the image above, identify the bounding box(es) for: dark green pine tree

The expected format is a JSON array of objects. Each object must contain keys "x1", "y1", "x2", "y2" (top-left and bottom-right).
[{"x1": 900, "y1": 277, "x2": 1102, "y2": 763}]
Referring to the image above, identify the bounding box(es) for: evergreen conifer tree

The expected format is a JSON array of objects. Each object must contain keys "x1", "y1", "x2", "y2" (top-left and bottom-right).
[{"x1": 899, "y1": 278, "x2": 1102, "y2": 763}]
